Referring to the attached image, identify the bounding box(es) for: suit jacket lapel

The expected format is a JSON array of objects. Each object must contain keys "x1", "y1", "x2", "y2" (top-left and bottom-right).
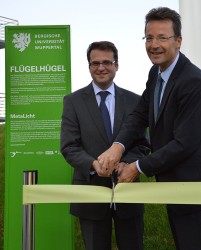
[
  {"x1": 146, "y1": 66, "x2": 158, "y2": 128},
  {"x1": 155, "y1": 53, "x2": 188, "y2": 123},
  {"x1": 113, "y1": 86, "x2": 125, "y2": 139},
  {"x1": 82, "y1": 83, "x2": 110, "y2": 144},
  {"x1": 150, "y1": 74, "x2": 158, "y2": 127},
  {"x1": 157, "y1": 78, "x2": 175, "y2": 120}
]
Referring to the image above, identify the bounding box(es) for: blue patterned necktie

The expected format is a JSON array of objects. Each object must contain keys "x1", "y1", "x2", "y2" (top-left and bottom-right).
[
  {"x1": 98, "y1": 91, "x2": 112, "y2": 143},
  {"x1": 154, "y1": 73, "x2": 163, "y2": 121}
]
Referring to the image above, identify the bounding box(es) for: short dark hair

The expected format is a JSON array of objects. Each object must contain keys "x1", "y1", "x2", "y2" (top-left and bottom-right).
[
  {"x1": 145, "y1": 7, "x2": 182, "y2": 37},
  {"x1": 87, "y1": 41, "x2": 118, "y2": 63}
]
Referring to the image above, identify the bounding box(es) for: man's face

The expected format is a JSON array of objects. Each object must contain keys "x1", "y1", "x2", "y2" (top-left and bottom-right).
[
  {"x1": 145, "y1": 19, "x2": 182, "y2": 71},
  {"x1": 89, "y1": 49, "x2": 118, "y2": 89}
]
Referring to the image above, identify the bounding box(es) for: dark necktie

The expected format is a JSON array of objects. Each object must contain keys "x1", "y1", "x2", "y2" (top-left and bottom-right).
[
  {"x1": 99, "y1": 91, "x2": 116, "y2": 210},
  {"x1": 154, "y1": 73, "x2": 163, "y2": 121},
  {"x1": 98, "y1": 91, "x2": 112, "y2": 143}
]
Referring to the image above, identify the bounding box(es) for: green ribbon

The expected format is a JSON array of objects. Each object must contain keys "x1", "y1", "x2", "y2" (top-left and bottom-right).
[{"x1": 23, "y1": 182, "x2": 201, "y2": 205}]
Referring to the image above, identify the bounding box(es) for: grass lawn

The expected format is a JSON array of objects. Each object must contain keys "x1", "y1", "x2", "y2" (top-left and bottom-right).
[{"x1": 0, "y1": 123, "x2": 175, "y2": 249}]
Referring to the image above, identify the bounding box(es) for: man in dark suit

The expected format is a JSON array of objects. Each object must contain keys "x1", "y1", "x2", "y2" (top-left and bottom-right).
[
  {"x1": 60, "y1": 41, "x2": 149, "y2": 250},
  {"x1": 98, "y1": 7, "x2": 201, "y2": 250}
]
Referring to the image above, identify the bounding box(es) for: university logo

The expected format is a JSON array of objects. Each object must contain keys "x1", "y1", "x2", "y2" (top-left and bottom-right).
[{"x1": 12, "y1": 33, "x2": 31, "y2": 52}]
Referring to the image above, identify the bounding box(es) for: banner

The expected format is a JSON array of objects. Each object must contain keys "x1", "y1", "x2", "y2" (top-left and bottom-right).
[
  {"x1": 4, "y1": 25, "x2": 73, "y2": 250},
  {"x1": 23, "y1": 182, "x2": 201, "y2": 205}
]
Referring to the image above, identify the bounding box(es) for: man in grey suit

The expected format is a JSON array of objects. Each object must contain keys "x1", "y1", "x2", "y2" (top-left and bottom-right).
[
  {"x1": 60, "y1": 41, "x2": 149, "y2": 250},
  {"x1": 98, "y1": 8, "x2": 201, "y2": 250}
]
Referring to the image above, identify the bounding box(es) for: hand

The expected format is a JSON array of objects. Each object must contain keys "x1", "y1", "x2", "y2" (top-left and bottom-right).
[
  {"x1": 117, "y1": 162, "x2": 140, "y2": 183},
  {"x1": 92, "y1": 160, "x2": 110, "y2": 177},
  {"x1": 98, "y1": 143, "x2": 124, "y2": 176},
  {"x1": 115, "y1": 162, "x2": 128, "y2": 176}
]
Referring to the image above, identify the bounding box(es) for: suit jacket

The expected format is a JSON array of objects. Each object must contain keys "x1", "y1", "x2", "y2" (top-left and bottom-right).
[
  {"x1": 61, "y1": 83, "x2": 150, "y2": 220},
  {"x1": 116, "y1": 52, "x2": 201, "y2": 214}
]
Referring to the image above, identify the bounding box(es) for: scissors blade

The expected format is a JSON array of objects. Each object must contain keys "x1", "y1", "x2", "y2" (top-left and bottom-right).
[{"x1": 110, "y1": 173, "x2": 116, "y2": 210}]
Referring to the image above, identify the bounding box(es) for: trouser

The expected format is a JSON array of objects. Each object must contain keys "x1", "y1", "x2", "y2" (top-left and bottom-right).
[
  {"x1": 79, "y1": 208, "x2": 144, "y2": 250},
  {"x1": 167, "y1": 208, "x2": 201, "y2": 250}
]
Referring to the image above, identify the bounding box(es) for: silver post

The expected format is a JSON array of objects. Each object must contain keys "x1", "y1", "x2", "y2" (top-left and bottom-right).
[{"x1": 22, "y1": 171, "x2": 38, "y2": 250}]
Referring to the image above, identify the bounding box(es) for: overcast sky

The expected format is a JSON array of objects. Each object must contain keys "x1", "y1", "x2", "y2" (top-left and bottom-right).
[{"x1": 1, "y1": 0, "x2": 179, "y2": 94}]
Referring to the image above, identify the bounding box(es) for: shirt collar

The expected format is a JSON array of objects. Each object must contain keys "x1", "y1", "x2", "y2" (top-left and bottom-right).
[
  {"x1": 160, "y1": 52, "x2": 180, "y2": 83},
  {"x1": 92, "y1": 81, "x2": 115, "y2": 96}
]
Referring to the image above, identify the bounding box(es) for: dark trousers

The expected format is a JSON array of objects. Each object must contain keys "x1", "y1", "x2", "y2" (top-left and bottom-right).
[
  {"x1": 79, "y1": 208, "x2": 144, "y2": 250},
  {"x1": 167, "y1": 209, "x2": 201, "y2": 250}
]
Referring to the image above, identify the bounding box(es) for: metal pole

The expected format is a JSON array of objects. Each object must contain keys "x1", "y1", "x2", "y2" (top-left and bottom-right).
[{"x1": 22, "y1": 171, "x2": 38, "y2": 250}]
